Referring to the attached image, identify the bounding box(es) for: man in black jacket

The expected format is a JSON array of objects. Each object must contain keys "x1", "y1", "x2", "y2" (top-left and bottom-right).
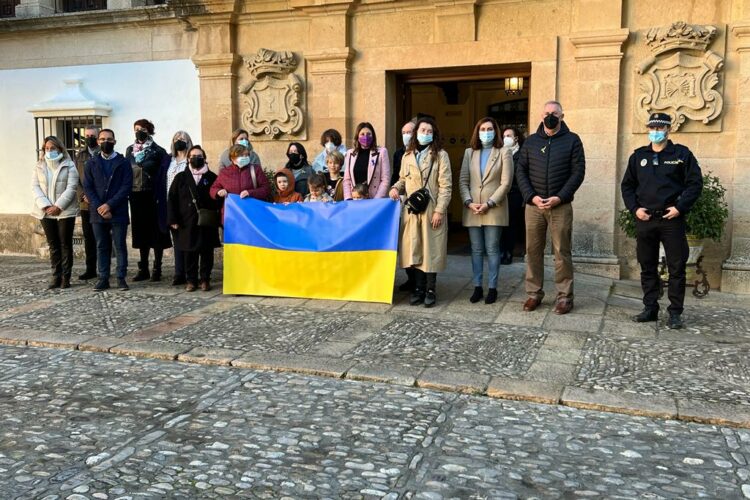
[
  {"x1": 621, "y1": 112, "x2": 703, "y2": 329},
  {"x1": 515, "y1": 100, "x2": 586, "y2": 315}
]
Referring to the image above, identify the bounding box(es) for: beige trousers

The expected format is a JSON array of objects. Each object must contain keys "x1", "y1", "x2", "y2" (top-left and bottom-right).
[{"x1": 524, "y1": 203, "x2": 574, "y2": 300}]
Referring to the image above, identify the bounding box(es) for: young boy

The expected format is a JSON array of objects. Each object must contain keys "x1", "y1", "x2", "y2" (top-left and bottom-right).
[
  {"x1": 351, "y1": 183, "x2": 368, "y2": 200},
  {"x1": 325, "y1": 150, "x2": 345, "y2": 201},
  {"x1": 304, "y1": 173, "x2": 334, "y2": 202},
  {"x1": 273, "y1": 168, "x2": 303, "y2": 204}
]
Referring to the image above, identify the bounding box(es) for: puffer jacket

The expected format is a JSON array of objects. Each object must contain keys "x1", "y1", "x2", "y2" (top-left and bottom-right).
[
  {"x1": 515, "y1": 121, "x2": 585, "y2": 205},
  {"x1": 31, "y1": 158, "x2": 79, "y2": 220}
]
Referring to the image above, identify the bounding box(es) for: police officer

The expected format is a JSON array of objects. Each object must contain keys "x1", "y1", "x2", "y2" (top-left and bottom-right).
[{"x1": 621, "y1": 112, "x2": 703, "y2": 329}]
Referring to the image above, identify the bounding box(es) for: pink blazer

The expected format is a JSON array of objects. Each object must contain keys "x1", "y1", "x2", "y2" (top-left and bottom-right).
[{"x1": 343, "y1": 146, "x2": 391, "y2": 199}]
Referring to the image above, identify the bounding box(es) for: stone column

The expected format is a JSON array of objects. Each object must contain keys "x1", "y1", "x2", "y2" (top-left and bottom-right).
[
  {"x1": 292, "y1": 0, "x2": 355, "y2": 141},
  {"x1": 568, "y1": 28, "x2": 629, "y2": 279},
  {"x1": 191, "y1": 12, "x2": 239, "y2": 171},
  {"x1": 722, "y1": 23, "x2": 750, "y2": 293}
]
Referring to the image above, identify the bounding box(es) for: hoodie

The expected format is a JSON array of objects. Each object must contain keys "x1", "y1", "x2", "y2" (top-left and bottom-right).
[{"x1": 273, "y1": 168, "x2": 303, "y2": 203}]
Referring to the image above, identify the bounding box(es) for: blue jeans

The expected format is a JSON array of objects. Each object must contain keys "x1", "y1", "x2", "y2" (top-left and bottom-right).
[
  {"x1": 92, "y1": 222, "x2": 128, "y2": 281},
  {"x1": 468, "y1": 225, "x2": 502, "y2": 288}
]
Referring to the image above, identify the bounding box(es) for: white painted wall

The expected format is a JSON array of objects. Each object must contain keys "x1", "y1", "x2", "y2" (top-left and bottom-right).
[{"x1": 0, "y1": 59, "x2": 201, "y2": 214}]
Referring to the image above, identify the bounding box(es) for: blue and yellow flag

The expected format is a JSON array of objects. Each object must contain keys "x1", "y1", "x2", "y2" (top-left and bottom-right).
[{"x1": 223, "y1": 195, "x2": 400, "y2": 303}]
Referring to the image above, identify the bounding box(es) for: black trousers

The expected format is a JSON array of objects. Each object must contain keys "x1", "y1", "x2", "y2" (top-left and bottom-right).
[
  {"x1": 500, "y1": 190, "x2": 525, "y2": 256},
  {"x1": 184, "y1": 248, "x2": 214, "y2": 284},
  {"x1": 40, "y1": 217, "x2": 75, "y2": 280},
  {"x1": 80, "y1": 209, "x2": 97, "y2": 274},
  {"x1": 636, "y1": 217, "x2": 689, "y2": 314}
]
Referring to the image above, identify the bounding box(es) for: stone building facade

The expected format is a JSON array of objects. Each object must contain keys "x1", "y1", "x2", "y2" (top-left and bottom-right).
[{"x1": 0, "y1": 0, "x2": 748, "y2": 293}]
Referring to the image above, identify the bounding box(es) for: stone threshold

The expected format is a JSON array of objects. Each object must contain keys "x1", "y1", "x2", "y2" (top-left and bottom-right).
[{"x1": 2, "y1": 328, "x2": 749, "y2": 429}]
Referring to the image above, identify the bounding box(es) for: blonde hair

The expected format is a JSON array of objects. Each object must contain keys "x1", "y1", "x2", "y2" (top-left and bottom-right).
[
  {"x1": 40, "y1": 136, "x2": 71, "y2": 162},
  {"x1": 170, "y1": 130, "x2": 194, "y2": 157},
  {"x1": 326, "y1": 150, "x2": 344, "y2": 167}
]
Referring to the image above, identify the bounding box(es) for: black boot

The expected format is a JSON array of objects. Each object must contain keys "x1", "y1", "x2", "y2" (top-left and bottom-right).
[
  {"x1": 133, "y1": 261, "x2": 150, "y2": 281},
  {"x1": 633, "y1": 308, "x2": 658, "y2": 323},
  {"x1": 149, "y1": 261, "x2": 162, "y2": 282},
  {"x1": 667, "y1": 313, "x2": 684, "y2": 329},
  {"x1": 424, "y1": 273, "x2": 437, "y2": 308},
  {"x1": 410, "y1": 269, "x2": 426, "y2": 305},
  {"x1": 485, "y1": 288, "x2": 498, "y2": 304},
  {"x1": 501, "y1": 251, "x2": 513, "y2": 265},
  {"x1": 469, "y1": 286, "x2": 483, "y2": 303},
  {"x1": 398, "y1": 268, "x2": 416, "y2": 292},
  {"x1": 47, "y1": 276, "x2": 62, "y2": 289}
]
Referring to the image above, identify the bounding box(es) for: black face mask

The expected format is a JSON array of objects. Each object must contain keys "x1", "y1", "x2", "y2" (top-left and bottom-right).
[
  {"x1": 100, "y1": 141, "x2": 115, "y2": 155},
  {"x1": 135, "y1": 130, "x2": 149, "y2": 143},
  {"x1": 189, "y1": 157, "x2": 205, "y2": 169},
  {"x1": 174, "y1": 140, "x2": 188, "y2": 152},
  {"x1": 543, "y1": 114, "x2": 560, "y2": 130},
  {"x1": 86, "y1": 136, "x2": 98, "y2": 149},
  {"x1": 287, "y1": 152, "x2": 301, "y2": 166}
]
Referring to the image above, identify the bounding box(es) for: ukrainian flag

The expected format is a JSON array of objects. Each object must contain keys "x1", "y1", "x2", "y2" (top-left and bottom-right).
[{"x1": 223, "y1": 195, "x2": 400, "y2": 303}]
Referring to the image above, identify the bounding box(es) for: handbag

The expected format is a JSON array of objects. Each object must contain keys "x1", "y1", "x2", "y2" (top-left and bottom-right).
[
  {"x1": 404, "y1": 157, "x2": 435, "y2": 215},
  {"x1": 187, "y1": 180, "x2": 220, "y2": 227}
]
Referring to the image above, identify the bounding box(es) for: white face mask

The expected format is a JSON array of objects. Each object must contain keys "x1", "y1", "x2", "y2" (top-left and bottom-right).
[
  {"x1": 324, "y1": 142, "x2": 336, "y2": 152},
  {"x1": 503, "y1": 136, "x2": 515, "y2": 148},
  {"x1": 402, "y1": 133, "x2": 412, "y2": 148}
]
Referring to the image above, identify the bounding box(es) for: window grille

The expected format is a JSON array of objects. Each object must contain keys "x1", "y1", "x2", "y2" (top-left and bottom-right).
[
  {"x1": 34, "y1": 115, "x2": 104, "y2": 159},
  {"x1": 0, "y1": 0, "x2": 19, "y2": 18}
]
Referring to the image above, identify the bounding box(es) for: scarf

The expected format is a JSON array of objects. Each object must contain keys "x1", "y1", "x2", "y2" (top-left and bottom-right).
[
  {"x1": 131, "y1": 138, "x2": 153, "y2": 154},
  {"x1": 191, "y1": 165, "x2": 209, "y2": 185}
]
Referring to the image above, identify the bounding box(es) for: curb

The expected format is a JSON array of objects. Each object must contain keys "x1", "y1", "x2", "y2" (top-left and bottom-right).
[{"x1": 2, "y1": 333, "x2": 750, "y2": 429}]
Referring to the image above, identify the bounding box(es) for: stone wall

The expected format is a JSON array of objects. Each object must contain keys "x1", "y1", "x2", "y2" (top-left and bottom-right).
[{"x1": 0, "y1": 0, "x2": 748, "y2": 292}]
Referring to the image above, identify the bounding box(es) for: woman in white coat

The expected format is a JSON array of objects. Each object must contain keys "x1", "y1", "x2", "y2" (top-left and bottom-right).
[
  {"x1": 459, "y1": 117, "x2": 513, "y2": 304},
  {"x1": 32, "y1": 136, "x2": 79, "y2": 289}
]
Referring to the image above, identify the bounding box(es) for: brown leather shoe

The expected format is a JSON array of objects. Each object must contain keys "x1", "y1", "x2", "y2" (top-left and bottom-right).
[
  {"x1": 554, "y1": 299, "x2": 573, "y2": 315},
  {"x1": 523, "y1": 297, "x2": 541, "y2": 312},
  {"x1": 200, "y1": 281, "x2": 211, "y2": 292},
  {"x1": 185, "y1": 283, "x2": 197, "y2": 292}
]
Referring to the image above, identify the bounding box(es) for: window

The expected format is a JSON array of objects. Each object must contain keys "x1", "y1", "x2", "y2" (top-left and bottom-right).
[
  {"x1": 35, "y1": 115, "x2": 105, "y2": 158},
  {"x1": 0, "y1": 0, "x2": 20, "y2": 18}
]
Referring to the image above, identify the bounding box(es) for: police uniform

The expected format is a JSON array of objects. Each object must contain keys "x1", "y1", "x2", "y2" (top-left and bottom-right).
[{"x1": 621, "y1": 113, "x2": 703, "y2": 325}]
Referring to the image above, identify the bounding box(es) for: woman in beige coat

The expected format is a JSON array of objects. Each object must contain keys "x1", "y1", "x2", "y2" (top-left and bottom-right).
[
  {"x1": 459, "y1": 117, "x2": 514, "y2": 304},
  {"x1": 31, "y1": 136, "x2": 79, "y2": 289},
  {"x1": 390, "y1": 117, "x2": 452, "y2": 308}
]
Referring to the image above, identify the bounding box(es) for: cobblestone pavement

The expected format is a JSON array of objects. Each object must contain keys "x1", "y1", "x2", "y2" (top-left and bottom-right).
[
  {"x1": 1, "y1": 345, "x2": 749, "y2": 499},
  {"x1": 1, "y1": 254, "x2": 749, "y2": 431}
]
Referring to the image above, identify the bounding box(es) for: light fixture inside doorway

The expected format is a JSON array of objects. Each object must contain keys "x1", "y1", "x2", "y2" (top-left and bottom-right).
[{"x1": 504, "y1": 76, "x2": 524, "y2": 95}]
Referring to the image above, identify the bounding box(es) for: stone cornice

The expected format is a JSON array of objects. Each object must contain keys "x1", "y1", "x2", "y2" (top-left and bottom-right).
[
  {"x1": 290, "y1": 0, "x2": 355, "y2": 16},
  {"x1": 192, "y1": 53, "x2": 241, "y2": 79},
  {"x1": 569, "y1": 29, "x2": 630, "y2": 61},
  {"x1": 0, "y1": 5, "x2": 180, "y2": 33},
  {"x1": 306, "y1": 47, "x2": 355, "y2": 75},
  {"x1": 731, "y1": 22, "x2": 750, "y2": 52}
]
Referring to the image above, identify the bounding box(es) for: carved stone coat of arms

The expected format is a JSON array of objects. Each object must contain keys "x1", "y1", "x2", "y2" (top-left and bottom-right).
[
  {"x1": 635, "y1": 21, "x2": 724, "y2": 132},
  {"x1": 240, "y1": 49, "x2": 305, "y2": 139}
]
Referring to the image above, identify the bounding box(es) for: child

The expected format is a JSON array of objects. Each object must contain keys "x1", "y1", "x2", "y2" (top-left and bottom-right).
[
  {"x1": 273, "y1": 168, "x2": 303, "y2": 204},
  {"x1": 304, "y1": 173, "x2": 334, "y2": 202},
  {"x1": 351, "y1": 183, "x2": 369, "y2": 200},
  {"x1": 325, "y1": 150, "x2": 345, "y2": 201}
]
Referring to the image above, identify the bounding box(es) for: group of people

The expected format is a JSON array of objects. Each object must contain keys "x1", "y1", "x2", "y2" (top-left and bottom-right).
[{"x1": 32, "y1": 101, "x2": 702, "y2": 327}]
